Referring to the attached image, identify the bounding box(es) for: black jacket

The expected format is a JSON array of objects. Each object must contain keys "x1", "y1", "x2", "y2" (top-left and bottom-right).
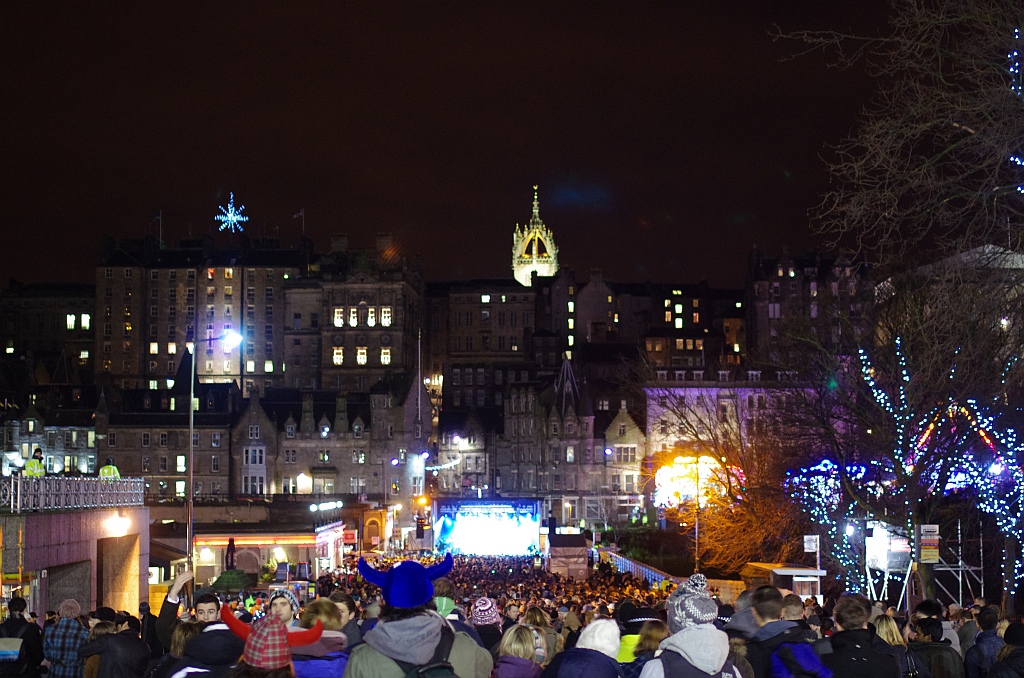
[
  {"x1": 140, "y1": 612, "x2": 164, "y2": 659},
  {"x1": 990, "y1": 647, "x2": 1024, "y2": 678},
  {"x1": 909, "y1": 640, "x2": 964, "y2": 678},
  {"x1": 78, "y1": 630, "x2": 151, "y2": 678},
  {"x1": 0, "y1": 616, "x2": 44, "y2": 678},
  {"x1": 163, "y1": 623, "x2": 245, "y2": 678},
  {"x1": 820, "y1": 629, "x2": 901, "y2": 678}
]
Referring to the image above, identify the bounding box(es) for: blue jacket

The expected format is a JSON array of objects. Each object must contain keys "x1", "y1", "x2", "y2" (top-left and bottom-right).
[
  {"x1": 542, "y1": 648, "x2": 623, "y2": 678},
  {"x1": 963, "y1": 629, "x2": 1004, "y2": 678}
]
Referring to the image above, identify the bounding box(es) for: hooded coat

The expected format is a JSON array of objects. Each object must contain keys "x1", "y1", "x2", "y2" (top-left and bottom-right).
[
  {"x1": 292, "y1": 629, "x2": 349, "y2": 678},
  {"x1": 541, "y1": 647, "x2": 622, "y2": 678},
  {"x1": 819, "y1": 629, "x2": 900, "y2": 678},
  {"x1": 342, "y1": 613, "x2": 493, "y2": 678},
  {"x1": 166, "y1": 623, "x2": 246, "y2": 678},
  {"x1": 637, "y1": 625, "x2": 739, "y2": 678}
]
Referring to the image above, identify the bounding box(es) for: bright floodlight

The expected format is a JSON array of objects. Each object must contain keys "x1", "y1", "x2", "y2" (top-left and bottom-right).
[
  {"x1": 221, "y1": 330, "x2": 243, "y2": 350},
  {"x1": 440, "y1": 510, "x2": 540, "y2": 555},
  {"x1": 845, "y1": 524, "x2": 856, "y2": 537}
]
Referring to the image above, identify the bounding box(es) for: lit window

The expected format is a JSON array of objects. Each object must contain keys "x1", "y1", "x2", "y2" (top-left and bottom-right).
[
  {"x1": 175, "y1": 480, "x2": 186, "y2": 497},
  {"x1": 334, "y1": 308, "x2": 344, "y2": 327},
  {"x1": 264, "y1": 360, "x2": 274, "y2": 372},
  {"x1": 693, "y1": 313, "x2": 700, "y2": 324},
  {"x1": 246, "y1": 360, "x2": 255, "y2": 373},
  {"x1": 66, "y1": 314, "x2": 76, "y2": 330},
  {"x1": 176, "y1": 455, "x2": 186, "y2": 472},
  {"x1": 349, "y1": 309, "x2": 358, "y2": 327},
  {"x1": 664, "y1": 311, "x2": 672, "y2": 322},
  {"x1": 674, "y1": 318, "x2": 683, "y2": 329},
  {"x1": 674, "y1": 304, "x2": 682, "y2": 313},
  {"x1": 734, "y1": 343, "x2": 741, "y2": 353},
  {"x1": 567, "y1": 301, "x2": 574, "y2": 313},
  {"x1": 381, "y1": 307, "x2": 392, "y2": 327},
  {"x1": 357, "y1": 347, "x2": 368, "y2": 365},
  {"x1": 381, "y1": 347, "x2": 391, "y2": 365},
  {"x1": 567, "y1": 318, "x2": 574, "y2": 329},
  {"x1": 568, "y1": 335, "x2": 574, "y2": 346},
  {"x1": 79, "y1": 350, "x2": 90, "y2": 363},
  {"x1": 333, "y1": 347, "x2": 344, "y2": 365},
  {"x1": 224, "y1": 268, "x2": 234, "y2": 279},
  {"x1": 481, "y1": 294, "x2": 491, "y2": 303},
  {"x1": 367, "y1": 308, "x2": 376, "y2": 327},
  {"x1": 607, "y1": 295, "x2": 613, "y2": 303},
  {"x1": 167, "y1": 342, "x2": 177, "y2": 355},
  {"x1": 149, "y1": 342, "x2": 159, "y2": 355}
]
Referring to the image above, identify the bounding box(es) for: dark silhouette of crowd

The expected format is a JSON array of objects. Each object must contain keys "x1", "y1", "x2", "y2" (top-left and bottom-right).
[{"x1": 2, "y1": 556, "x2": 1020, "y2": 678}]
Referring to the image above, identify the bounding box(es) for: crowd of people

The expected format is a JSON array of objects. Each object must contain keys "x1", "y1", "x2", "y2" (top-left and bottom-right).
[{"x1": 2, "y1": 554, "x2": 1022, "y2": 678}]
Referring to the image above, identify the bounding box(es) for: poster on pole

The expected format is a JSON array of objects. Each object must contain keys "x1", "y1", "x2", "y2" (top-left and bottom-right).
[
  {"x1": 916, "y1": 524, "x2": 940, "y2": 564},
  {"x1": 803, "y1": 535, "x2": 820, "y2": 553}
]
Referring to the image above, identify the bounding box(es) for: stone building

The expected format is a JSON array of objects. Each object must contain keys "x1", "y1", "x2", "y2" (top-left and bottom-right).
[
  {"x1": 94, "y1": 235, "x2": 310, "y2": 395},
  {"x1": 1, "y1": 281, "x2": 96, "y2": 383}
]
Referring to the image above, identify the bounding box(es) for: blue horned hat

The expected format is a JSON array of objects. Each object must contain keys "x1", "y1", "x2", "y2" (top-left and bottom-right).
[{"x1": 358, "y1": 554, "x2": 454, "y2": 608}]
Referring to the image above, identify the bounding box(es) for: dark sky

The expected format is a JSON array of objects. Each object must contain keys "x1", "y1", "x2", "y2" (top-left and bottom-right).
[{"x1": 1, "y1": 2, "x2": 885, "y2": 288}]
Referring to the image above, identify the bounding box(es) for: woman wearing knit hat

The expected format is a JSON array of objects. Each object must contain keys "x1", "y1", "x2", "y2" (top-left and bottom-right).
[
  {"x1": 990, "y1": 622, "x2": 1024, "y2": 678},
  {"x1": 636, "y1": 574, "x2": 739, "y2": 678},
  {"x1": 471, "y1": 598, "x2": 505, "y2": 657}
]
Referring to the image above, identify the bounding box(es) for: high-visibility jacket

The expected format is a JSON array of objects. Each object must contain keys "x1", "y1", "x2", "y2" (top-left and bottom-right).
[
  {"x1": 23, "y1": 458, "x2": 45, "y2": 477},
  {"x1": 99, "y1": 464, "x2": 121, "y2": 479}
]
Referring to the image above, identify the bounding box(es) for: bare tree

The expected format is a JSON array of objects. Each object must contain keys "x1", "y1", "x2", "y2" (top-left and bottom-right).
[
  {"x1": 636, "y1": 359, "x2": 809, "y2": 575},
  {"x1": 785, "y1": 0, "x2": 1024, "y2": 270}
]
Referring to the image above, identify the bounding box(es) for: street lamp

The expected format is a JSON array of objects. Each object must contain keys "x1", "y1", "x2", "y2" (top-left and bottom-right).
[
  {"x1": 564, "y1": 501, "x2": 573, "y2": 528},
  {"x1": 186, "y1": 330, "x2": 242, "y2": 575}
]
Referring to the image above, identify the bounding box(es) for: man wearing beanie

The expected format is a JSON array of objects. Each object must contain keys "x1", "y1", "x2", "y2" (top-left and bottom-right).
[
  {"x1": 989, "y1": 622, "x2": 1024, "y2": 677},
  {"x1": 345, "y1": 555, "x2": 493, "y2": 678},
  {"x1": 269, "y1": 589, "x2": 302, "y2": 628},
  {"x1": 541, "y1": 618, "x2": 622, "y2": 678},
  {"x1": 637, "y1": 574, "x2": 739, "y2": 678}
]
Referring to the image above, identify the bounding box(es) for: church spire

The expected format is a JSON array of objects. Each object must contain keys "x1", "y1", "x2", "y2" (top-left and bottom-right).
[{"x1": 531, "y1": 185, "x2": 541, "y2": 226}]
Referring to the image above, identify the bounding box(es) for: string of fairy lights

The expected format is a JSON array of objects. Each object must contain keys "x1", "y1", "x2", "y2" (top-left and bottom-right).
[{"x1": 789, "y1": 337, "x2": 1024, "y2": 595}]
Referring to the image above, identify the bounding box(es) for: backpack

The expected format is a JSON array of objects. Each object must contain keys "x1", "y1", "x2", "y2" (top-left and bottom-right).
[
  {"x1": 659, "y1": 649, "x2": 738, "y2": 678},
  {"x1": 392, "y1": 625, "x2": 459, "y2": 678},
  {"x1": 770, "y1": 642, "x2": 833, "y2": 678},
  {"x1": 0, "y1": 621, "x2": 32, "y2": 676}
]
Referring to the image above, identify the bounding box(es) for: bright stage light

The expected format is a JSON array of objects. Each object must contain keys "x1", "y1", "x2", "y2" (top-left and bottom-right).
[{"x1": 437, "y1": 508, "x2": 539, "y2": 555}]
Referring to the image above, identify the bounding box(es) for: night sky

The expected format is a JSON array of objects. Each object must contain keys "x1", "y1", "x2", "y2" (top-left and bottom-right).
[{"x1": 1, "y1": 3, "x2": 885, "y2": 288}]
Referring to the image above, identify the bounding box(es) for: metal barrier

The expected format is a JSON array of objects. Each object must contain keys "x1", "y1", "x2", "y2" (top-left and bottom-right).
[
  {"x1": 602, "y1": 550, "x2": 684, "y2": 588},
  {"x1": 1, "y1": 476, "x2": 145, "y2": 513}
]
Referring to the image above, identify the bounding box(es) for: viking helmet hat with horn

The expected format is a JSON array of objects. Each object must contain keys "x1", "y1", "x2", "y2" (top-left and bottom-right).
[
  {"x1": 358, "y1": 553, "x2": 454, "y2": 608},
  {"x1": 221, "y1": 605, "x2": 322, "y2": 669}
]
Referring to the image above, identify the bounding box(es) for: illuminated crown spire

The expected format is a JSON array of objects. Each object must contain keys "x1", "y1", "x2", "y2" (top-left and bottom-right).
[
  {"x1": 512, "y1": 184, "x2": 558, "y2": 287},
  {"x1": 531, "y1": 185, "x2": 542, "y2": 227}
]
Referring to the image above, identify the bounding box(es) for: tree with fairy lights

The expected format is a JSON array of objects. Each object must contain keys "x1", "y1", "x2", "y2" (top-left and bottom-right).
[
  {"x1": 786, "y1": 333, "x2": 1024, "y2": 604},
  {"x1": 775, "y1": 2, "x2": 1024, "y2": 602}
]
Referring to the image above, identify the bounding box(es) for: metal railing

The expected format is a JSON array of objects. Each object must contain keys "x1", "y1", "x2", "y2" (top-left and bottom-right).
[
  {"x1": 603, "y1": 550, "x2": 683, "y2": 588},
  {"x1": 1, "y1": 476, "x2": 145, "y2": 513}
]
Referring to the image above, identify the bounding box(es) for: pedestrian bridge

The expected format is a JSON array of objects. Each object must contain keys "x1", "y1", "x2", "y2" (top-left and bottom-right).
[{"x1": 0, "y1": 476, "x2": 149, "y2": 619}]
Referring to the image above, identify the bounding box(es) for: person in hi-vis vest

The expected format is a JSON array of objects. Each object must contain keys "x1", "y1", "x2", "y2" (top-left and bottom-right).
[
  {"x1": 23, "y1": 447, "x2": 45, "y2": 477},
  {"x1": 99, "y1": 456, "x2": 120, "y2": 479}
]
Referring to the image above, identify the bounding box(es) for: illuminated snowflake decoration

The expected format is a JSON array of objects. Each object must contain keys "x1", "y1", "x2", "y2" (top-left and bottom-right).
[{"x1": 215, "y1": 192, "x2": 248, "y2": 232}]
